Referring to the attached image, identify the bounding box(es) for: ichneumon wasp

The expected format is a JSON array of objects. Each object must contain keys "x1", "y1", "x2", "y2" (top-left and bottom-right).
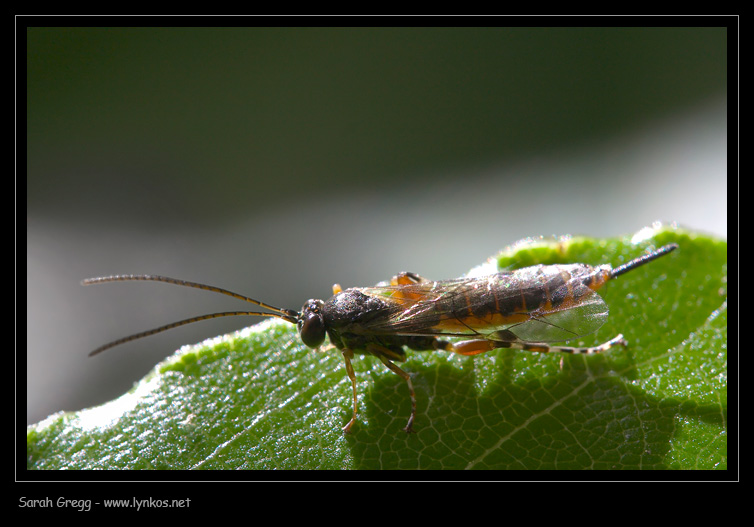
[{"x1": 84, "y1": 243, "x2": 678, "y2": 433}]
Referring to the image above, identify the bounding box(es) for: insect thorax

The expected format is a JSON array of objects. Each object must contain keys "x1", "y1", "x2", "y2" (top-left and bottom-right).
[{"x1": 321, "y1": 289, "x2": 435, "y2": 357}]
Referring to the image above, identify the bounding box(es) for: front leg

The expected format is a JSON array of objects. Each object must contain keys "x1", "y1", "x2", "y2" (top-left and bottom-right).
[{"x1": 340, "y1": 348, "x2": 359, "y2": 434}]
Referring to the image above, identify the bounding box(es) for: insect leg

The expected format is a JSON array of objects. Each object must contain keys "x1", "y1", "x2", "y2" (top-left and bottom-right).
[
  {"x1": 390, "y1": 272, "x2": 430, "y2": 285},
  {"x1": 365, "y1": 342, "x2": 417, "y2": 433},
  {"x1": 376, "y1": 355, "x2": 417, "y2": 434},
  {"x1": 436, "y1": 334, "x2": 627, "y2": 356},
  {"x1": 434, "y1": 339, "x2": 498, "y2": 356},
  {"x1": 389, "y1": 272, "x2": 433, "y2": 304},
  {"x1": 525, "y1": 334, "x2": 627, "y2": 354},
  {"x1": 341, "y1": 348, "x2": 359, "y2": 434}
]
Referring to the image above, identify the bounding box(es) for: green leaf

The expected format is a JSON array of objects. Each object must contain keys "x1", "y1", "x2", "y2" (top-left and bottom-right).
[{"x1": 27, "y1": 225, "x2": 727, "y2": 470}]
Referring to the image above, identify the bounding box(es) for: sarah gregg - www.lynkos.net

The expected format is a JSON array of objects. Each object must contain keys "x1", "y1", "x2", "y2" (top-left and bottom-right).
[{"x1": 19, "y1": 496, "x2": 191, "y2": 511}]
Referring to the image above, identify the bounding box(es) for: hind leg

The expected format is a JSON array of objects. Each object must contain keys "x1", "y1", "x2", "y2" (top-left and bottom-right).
[{"x1": 434, "y1": 334, "x2": 628, "y2": 356}]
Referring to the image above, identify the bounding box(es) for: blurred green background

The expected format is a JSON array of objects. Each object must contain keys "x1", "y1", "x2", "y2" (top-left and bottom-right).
[{"x1": 26, "y1": 27, "x2": 728, "y2": 424}]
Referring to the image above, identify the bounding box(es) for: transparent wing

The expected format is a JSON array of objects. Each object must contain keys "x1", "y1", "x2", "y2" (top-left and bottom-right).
[
  {"x1": 358, "y1": 271, "x2": 608, "y2": 344},
  {"x1": 497, "y1": 288, "x2": 608, "y2": 343},
  {"x1": 358, "y1": 277, "x2": 477, "y2": 332}
]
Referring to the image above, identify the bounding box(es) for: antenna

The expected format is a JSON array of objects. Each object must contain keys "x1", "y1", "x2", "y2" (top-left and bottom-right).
[{"x1": 82, "y1": 274, "x2": 299, "y2": 356}]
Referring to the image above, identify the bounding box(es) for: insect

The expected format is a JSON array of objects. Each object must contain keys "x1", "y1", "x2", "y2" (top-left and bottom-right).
[{"x1": 83, "y1": 243, "x2": 678, "y2": 434}]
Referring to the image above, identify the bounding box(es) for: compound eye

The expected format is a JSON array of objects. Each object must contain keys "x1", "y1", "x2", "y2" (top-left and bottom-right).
[{"x1": 299, "y1": 312, "x2": 326, "y2": 348}]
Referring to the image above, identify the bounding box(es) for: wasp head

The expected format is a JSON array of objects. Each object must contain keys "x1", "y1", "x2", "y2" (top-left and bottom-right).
[{"x1": 298, "y1": 299, "x2": 326, "y2": 348}]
